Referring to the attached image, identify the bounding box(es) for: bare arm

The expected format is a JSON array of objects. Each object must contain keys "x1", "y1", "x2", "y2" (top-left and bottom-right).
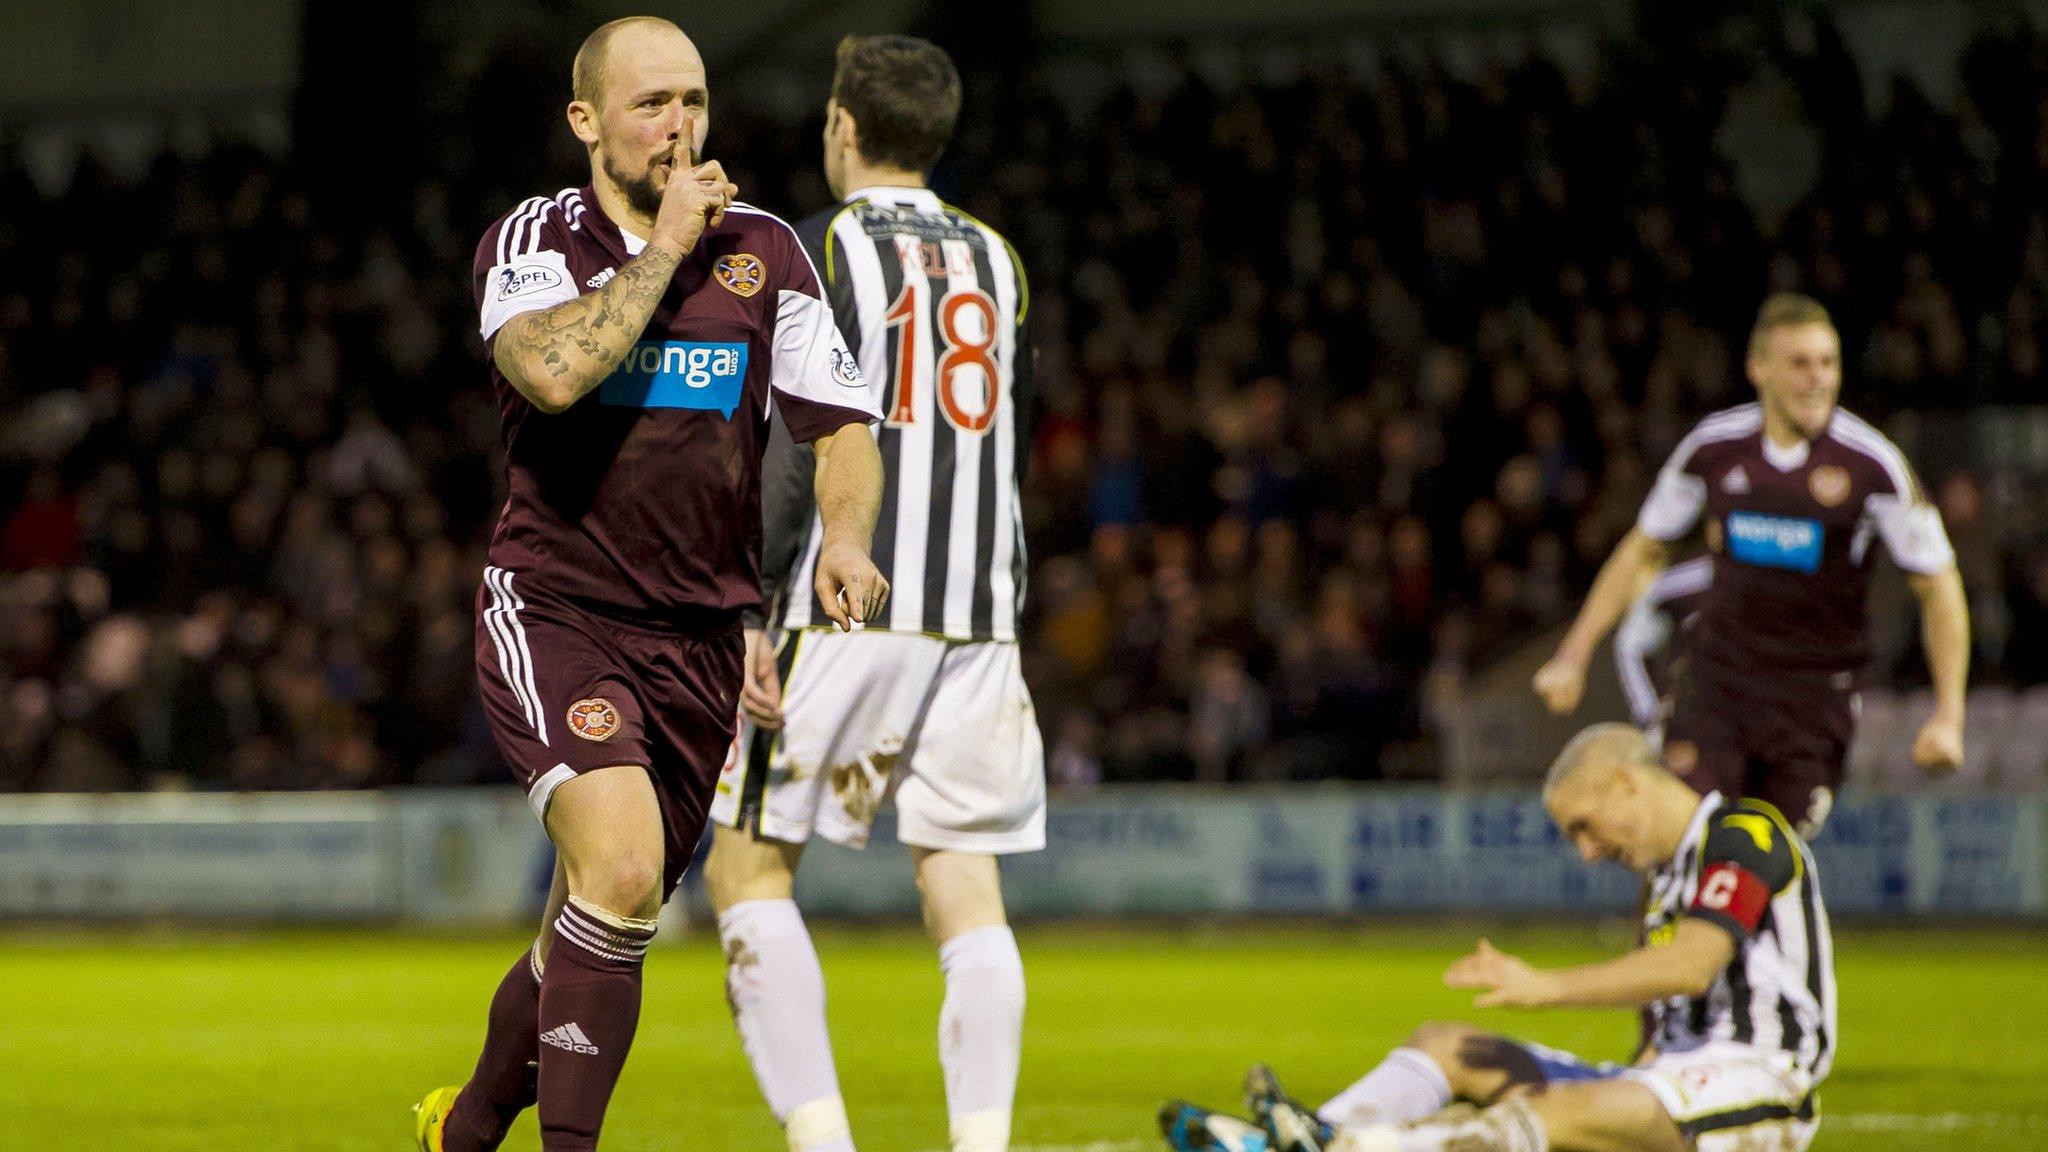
[
  {"x1": 493, "y1": 241, "x2": 684, "y2": 413},
  {"x1": 808, "y1": 421, "x2": 888, "y2": 630},
  {"x1": 811, "y1": 419, "x2": 882, "y2": 549},
  {"x1": 1909, "y1": 566, "x2": 1970, "y2": 719},
  {"x1": 1445, "y1": 922, "x2": 1734, "y2": 1010},
  {"x1": 1907, "y1": 565, "x2": 1970, "y2": 772},
  {"x1": 1534, "y1": 528, "x2": 1673, "y2": 713}
]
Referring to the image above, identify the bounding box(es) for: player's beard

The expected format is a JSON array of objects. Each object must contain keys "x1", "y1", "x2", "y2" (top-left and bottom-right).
[{"x1": 606, "y1": 151, "x2": 667, "y2": 217}]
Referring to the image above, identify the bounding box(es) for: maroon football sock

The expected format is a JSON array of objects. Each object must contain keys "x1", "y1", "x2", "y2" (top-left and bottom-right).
[
  {"x1": 444, "y1": 942, "x2": 544, "y2": 1152},
  {"x1": 536, "y1": 898, "x2": 658, "y2": 1151}
]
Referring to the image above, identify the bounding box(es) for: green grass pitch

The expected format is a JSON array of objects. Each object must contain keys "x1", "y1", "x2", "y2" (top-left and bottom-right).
[{"x1": 5, "y1": 923, "x2": 2042, "y2": 1150}]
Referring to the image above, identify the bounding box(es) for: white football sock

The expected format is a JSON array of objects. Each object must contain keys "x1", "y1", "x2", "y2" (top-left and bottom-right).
[
  {"x1": 938, "y1": 924, "x2": 1025, "y2": 1152},
  {"x1": 1318, "y1": 1047, "x2": 1453, "y2": 1126},
  {"x1": 718, "y1": 899, "x2": 854, "y2": 1152}
]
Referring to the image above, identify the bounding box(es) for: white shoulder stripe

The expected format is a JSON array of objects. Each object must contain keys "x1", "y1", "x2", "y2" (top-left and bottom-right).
[
  {"x1": 521, "y1": 201, "x2": 559, "y2": 256},
  {"x1": 1664, "y1": 404, "x2": 1761, "y2": 471},
  {"x1": 726, "y1": 202, "x2": 827, "y2": 294},
  {"x1": 1695, "y1": 403, "x2": 1763, "y2": 435},
  {"x1": 498, "y1": 196, "x2": 550, "y2": 264},
  {"x1": 1689, "y1": 406, "x2": 1762, "y2": 440},
  {"x1": 507, "y1": 203, "x2": 531, "y2": 260},
  {"x1": 555, "y1": 187, "x2": 586, "y2": 230},
  {"x1": 1827, "y1": 410, "x2": 1914, "y2": 497},
  {"x1": 496, "y1": 200, "x2": 529, "y2": 263}
]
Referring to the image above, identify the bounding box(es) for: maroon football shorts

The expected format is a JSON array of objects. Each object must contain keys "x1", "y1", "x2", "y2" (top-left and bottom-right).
[
  {"x1": 1662, "y1": 654, "x2": 1854, "y2": 837},
  {"x1": 474, "y1": 567, "x2": 743, "y2": 897}
]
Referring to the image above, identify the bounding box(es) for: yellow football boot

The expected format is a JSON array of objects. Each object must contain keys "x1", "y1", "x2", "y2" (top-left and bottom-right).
[{"x1": 411, "y1": 1085, "x2": 462, "y2": 1151}]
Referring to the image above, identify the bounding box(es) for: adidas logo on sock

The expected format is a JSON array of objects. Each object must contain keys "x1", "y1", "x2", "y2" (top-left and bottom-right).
[{"x1": 540, "y1": 1022, "x2": 600, "y2": 1055}]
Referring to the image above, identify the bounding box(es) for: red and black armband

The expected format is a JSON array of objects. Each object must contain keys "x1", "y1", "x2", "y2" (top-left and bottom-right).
[
  {"x1": 1687, "y1": 862, "x2": 1772, "y2": 940},
  {"x1": 1687, "y1": 803, "x2": 1798, "y2": 942}
]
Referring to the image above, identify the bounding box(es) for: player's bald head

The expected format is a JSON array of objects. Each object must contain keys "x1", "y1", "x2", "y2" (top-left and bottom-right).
[
  {"x1": 572, "y1": 16, "x2": 693, "y2": 107},
  {"x1": 1543, "y1": 722, "x2": 1663, "y2": 803}
]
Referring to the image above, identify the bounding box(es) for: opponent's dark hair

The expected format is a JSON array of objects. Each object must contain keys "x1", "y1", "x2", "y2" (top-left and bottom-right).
[{"x1": 830, "y1": 35, "x2": 961, "y2": 174}]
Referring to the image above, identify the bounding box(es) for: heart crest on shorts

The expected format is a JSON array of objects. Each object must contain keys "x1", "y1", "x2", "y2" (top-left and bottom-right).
[
  {"x1": 713, "y1": 253, "x2": 765, "y2": 297},
  {"x1": 567, "y1": 698, "x2": 621, "y2": 741}
]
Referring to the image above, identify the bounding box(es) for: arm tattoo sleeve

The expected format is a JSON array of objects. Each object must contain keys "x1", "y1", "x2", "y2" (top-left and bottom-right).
[{"x1": 498, "y1": 242, "x2": 681, "y2": 407}]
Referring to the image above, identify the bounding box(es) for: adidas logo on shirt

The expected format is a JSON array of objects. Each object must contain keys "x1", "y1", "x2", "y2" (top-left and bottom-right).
[
  {"x1": 586, "y1": 267, "x2": 616, "y2": 289},
  {"x1": 540, "y1": 1022, "x2": 600, "y2": 1055}
]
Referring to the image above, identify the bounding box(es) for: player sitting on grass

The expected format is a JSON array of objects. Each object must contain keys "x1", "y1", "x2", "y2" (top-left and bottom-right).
[{"x1": 1160, "y1": 722, "x2": 1835, "y2": 1152}]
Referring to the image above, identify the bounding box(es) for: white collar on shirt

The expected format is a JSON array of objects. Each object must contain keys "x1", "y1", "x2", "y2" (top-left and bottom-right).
[
  {"x1": 848, "y1": 184, "x2": 941, "y2": 211},
  {"x1": 1761, "y1": 434, "x2": 1811, "y2": 473}
]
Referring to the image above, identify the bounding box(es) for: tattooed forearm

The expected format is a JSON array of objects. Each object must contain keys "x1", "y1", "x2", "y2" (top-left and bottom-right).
[{"x1": 494, "y1": 241, "x2": 683, "y2": 412}]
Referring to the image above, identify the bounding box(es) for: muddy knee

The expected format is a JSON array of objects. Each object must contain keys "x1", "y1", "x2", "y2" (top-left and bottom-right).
[{"x1": 1406, "y1": 1024, "x2": 1542, "y2": 1104}]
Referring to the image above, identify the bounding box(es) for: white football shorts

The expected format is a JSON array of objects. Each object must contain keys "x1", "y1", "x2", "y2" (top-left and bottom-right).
[
  {"x1": 1520, "y1": 1039, "x2": 1818, "y2": 1152},
  {"x1": 708, "y1": 629, "x2": 1046, "y2": 854}
]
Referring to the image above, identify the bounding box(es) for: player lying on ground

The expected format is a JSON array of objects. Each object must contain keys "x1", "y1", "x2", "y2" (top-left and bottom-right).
[{"x1": 1160, "y1": 723, "x2": 1835, "y2": 1152}]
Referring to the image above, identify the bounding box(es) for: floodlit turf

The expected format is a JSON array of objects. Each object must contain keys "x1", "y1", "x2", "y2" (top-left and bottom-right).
[{"x1": 5, "y1": 923, "x2": 2043, "y2": 1151}]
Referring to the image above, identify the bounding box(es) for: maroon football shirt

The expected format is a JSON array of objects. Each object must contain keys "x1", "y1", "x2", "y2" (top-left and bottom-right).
[
  {"x1": 472, "y1": 187, "x2": 881, "y2": 623},
  {"x1": 1636, "y1": 403, "x2": 1954, "y2": 675}
]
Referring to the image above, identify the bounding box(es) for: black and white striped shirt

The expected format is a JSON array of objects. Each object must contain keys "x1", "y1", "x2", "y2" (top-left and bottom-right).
[
  {"x1": 1644, "y1": 792, "x2": 1838, "y2": 1082},
  {"x1": 762, "y1": 186, "x2": 1033, "y2": 641}
]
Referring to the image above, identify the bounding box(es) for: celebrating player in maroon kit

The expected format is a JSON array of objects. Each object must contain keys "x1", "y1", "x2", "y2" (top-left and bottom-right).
[
  {"x1": 1534, "y1": 294, "x2": 1969, "y2": 835},
  {"x1": 412, "y1": 16, "x2": 888, "y2": 1152}
]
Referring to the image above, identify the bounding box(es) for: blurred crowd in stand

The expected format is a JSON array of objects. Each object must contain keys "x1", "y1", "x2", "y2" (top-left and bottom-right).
[{"x1": 6, "y1": 12, "x2": 2048, "y2": 791}]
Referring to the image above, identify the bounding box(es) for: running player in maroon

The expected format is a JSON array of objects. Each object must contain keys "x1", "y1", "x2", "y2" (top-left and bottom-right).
[
  {"x1": 1534, "y1": 294, "x2": 1969, "y2": 835},
  {"x1": 412, "y1": 16, "x2": 888, "y2": 1152}
]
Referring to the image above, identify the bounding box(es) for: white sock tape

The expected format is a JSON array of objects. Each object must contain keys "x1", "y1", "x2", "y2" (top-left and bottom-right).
[
  {"x1": 785, "y1": 1095, "x2": 853, "y2": 1152},
  {"x1": 950, "y1": 1107, "x2": 1011, "y2": 1152},
  {"x1": 567, "y1": 893, "x2": 660, "y2": 934}
]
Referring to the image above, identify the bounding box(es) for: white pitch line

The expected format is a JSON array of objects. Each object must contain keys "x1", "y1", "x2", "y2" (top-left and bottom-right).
[
  {"x1": 1830, "y1": 1112, "x2": 2045, "y2": 1132},
  {"x1": 923, "y1": 1118, "x2": 2048, "y2": 1151},
  {"x1": 913, "y1": 1131, "x2": 1155, "y2": 1139}
]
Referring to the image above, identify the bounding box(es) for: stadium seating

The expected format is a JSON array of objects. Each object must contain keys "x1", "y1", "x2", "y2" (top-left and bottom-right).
[
  {"x1": 3, "y1": 24, "x2": 2047, "y2": 789},
  {"x1": 1850, "y1": 686, "x2": 2048, "y2": 792},
  {"x1": 1845, "y1": 688, "x2": 1905, "y2": 790},
  {"x1": 2001, "y1": 686, "x2": 2048, "y2": 792}
]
